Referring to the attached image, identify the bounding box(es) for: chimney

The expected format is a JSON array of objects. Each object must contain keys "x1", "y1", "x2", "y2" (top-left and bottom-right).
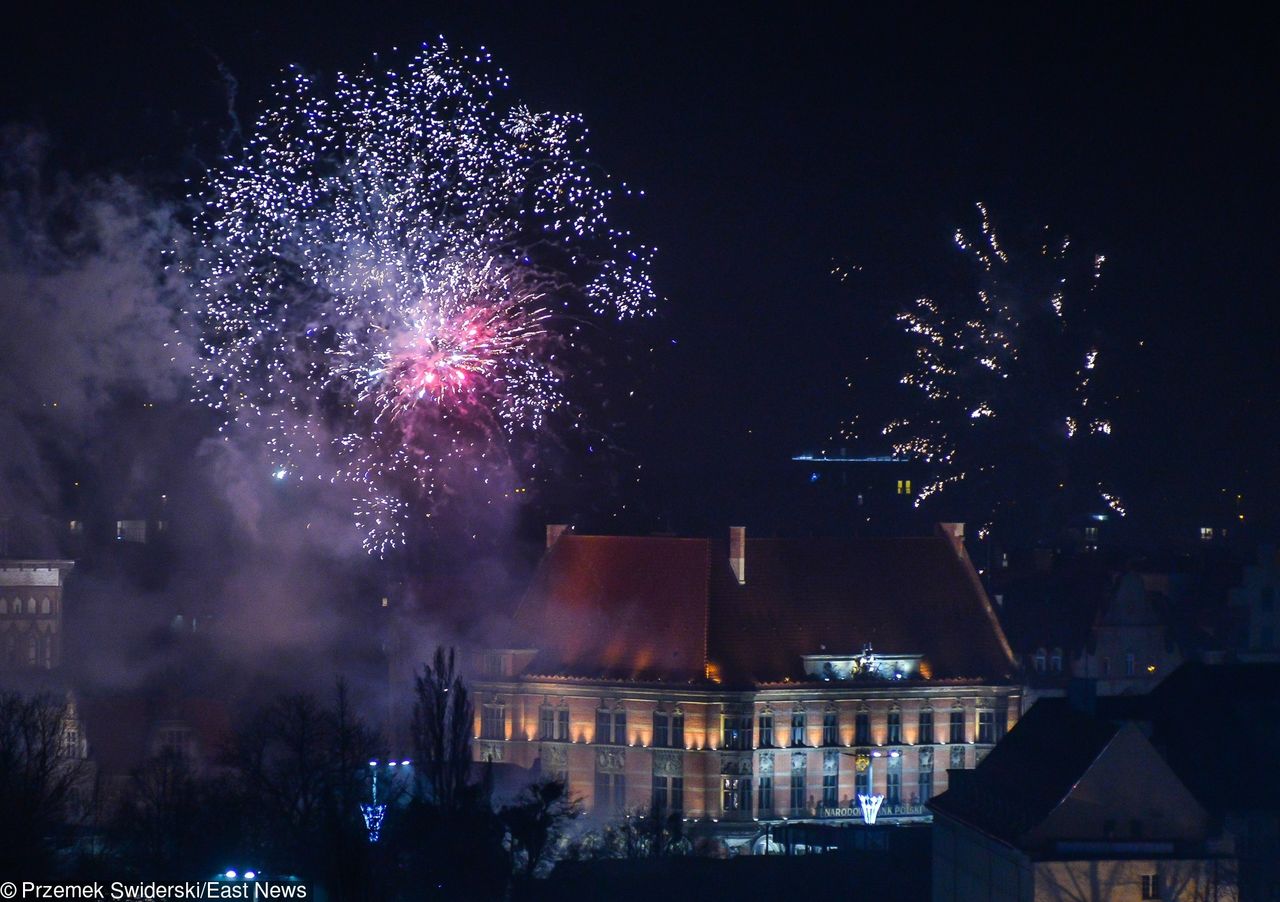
[
  {"x1": 729, "y1": 526, "x2": 746, "y2": 584},
  {"x1": 546, "y1": 524, "x2": 569, "y2": 549}
]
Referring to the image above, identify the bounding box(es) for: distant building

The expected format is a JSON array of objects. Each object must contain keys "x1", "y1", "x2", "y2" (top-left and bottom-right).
[
  {"x1": 1075, "y1": 572, "x2": 1184, "y2": 694},
  {"x1": 473, "y1": 523, "x2": 1021, "y2": 846},
  {"x1": 0, "y1": 559, "x2": 74, "y2": 670},
  {"x1": 1229, "y1": 545, "x2": 1280, "y2": 660},
  {"x1": 929, "y1": 697, "x2": 1237, "y2": 901}
]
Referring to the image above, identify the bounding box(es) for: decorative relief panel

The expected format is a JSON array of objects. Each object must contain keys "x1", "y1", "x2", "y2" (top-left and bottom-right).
[
  {"x1": 596, "y1": 747, "x2": 626, "y2": 773},
  {"x1": 719, "y1": 753, "x2": 753, "y2": 776},
  {"x1": 653, "y1": 750, "x2": 683, "y2": 776},
  {"x1": 478, "y1": 741, "x2": 505, "y2": 763},
  {"x1": 758, "y1": 752, "x2": 774, "y2": 776}
]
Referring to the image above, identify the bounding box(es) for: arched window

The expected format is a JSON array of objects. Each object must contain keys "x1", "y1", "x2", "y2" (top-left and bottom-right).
[
  {"x1": 1050, "y1": 648, "x2": 1063, "y2": 672},
  {"x1": 27, "y1": 598, "x2": 37, "y2": 614},
  {"x1": 0, "y1": 598, "x2": 7, "y2": 615},
  {"x1": 40, "y1": 597, "x2": 51, "y2": 615},
  {"x1": 1033, "y1": 648, "x2": 1047, "y2": 673},
  {"x1": 26, "y1": 634, "x2": 38, "y2": 666}
]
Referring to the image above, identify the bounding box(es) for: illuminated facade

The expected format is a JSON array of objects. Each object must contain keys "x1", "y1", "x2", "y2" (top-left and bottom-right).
[
  {"x1": 0, "y1": 559, "x2": 73, "y2": 670},
  {"x1": 474, "y1": 524, "x2": 1021, "y2": 838}
]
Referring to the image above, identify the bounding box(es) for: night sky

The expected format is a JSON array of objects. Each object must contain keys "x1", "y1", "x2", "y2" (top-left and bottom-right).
[{"x1": 3, "y1": 3, "x2": 1276, "y2": 542}]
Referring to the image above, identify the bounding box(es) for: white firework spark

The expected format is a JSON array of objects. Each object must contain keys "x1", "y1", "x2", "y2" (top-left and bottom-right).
[{"x1": 188, "y1": 42, "x2": 655, "y2": 554}]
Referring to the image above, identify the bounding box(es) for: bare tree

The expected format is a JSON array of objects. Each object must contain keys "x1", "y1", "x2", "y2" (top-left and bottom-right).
[
  {"x1": 410, "y1": 647, "x2": 474, "y2": 813},
  {"x1": 0, "y1": 691, "x2": 88, "y2": 877}
]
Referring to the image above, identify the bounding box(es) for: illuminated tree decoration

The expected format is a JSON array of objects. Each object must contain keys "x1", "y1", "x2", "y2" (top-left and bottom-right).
[{"x1": 189, "y1": 41, "x2": 656, "y2": 554}]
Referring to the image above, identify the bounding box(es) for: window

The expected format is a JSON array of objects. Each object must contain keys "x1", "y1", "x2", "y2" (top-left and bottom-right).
[
  {"x1": 722, "y1": 777, "x2": 751, "y2": 812},
  {"x1": 995, "y1": 700, "x2": 1008, "y2": 740},
  {"x1": 671, "y1": 710, "x2": 684, "y2": 748},
  {"x1": 1200, "y1": 527, "x2": 1213, "y2": 542},
  {"x1": 1125, "y1": 652, "x2": 1136, "y2": 676},
  {"x1": 481, "y1": 702, "x2": 506, "y2": 740},
  {"x1": 918, "y1": 709, "x2": 934, "y2": 744},
  {"x1": 654, "y1": 711, "x2": 670, "y2": 748},
  {"x1": 1034, "y1": 650, "x2": 1047, "y2": 672},
  {"x1": 1084, "y1": 526, "x2": 1098, "y2": 543},
  {"x1": 822, "y1": 772, "x2": 838, "y2": 807},
  {"x1": 540, "y1": 705, "x2": 569, "y2": 741},
  {"x1": 790, "y1": 709, "x2": 806, "y2": 746},
  {"x1": 595, "y1": 772, "x2": 625, "y2": 815},
  {"x1": 652, "y1": 775, "x2": 683, "y2": 816},
  {"x1": 1102, "y1": 656, "x2": 1111, "y2": 676},
  {"x1": 758, "y1": 775, "x2": 774, "y2": 813},
  {"x1": 115, "y1": 519, "x2": 147, "y2": 543},
  {"x1": 721, "y1": 712, "x2": 752, "y2": 750},
  {"x1": 1050, "y1": 650, "x2": 1063, "y2": 672},
  {"x1": 68, "y1": 520, "x2": 84, "y2": 534},
  {"x1": 596, "y1": 706, "x2": 627, "y2": 744},
  {"x1": 854, "y1": 710, "x2": 870, "y2": 745},
  {"x1": 887, "y1": 709, "x2": 902, "y2": 744},
  {"x1": 896, "y1": 479, "x2": 912, "y2": 495},
  {"x1": 758, "y1": 712, "x2": 774, "y2": 748},
  {"x1": 790, "y1": 768, "x2": 807, "y2": 813},
  {"x1": 60, "y1": 726, "x2": 80, "y2": 759},
  {"x1": 855, "y1": 762, "x2": 870, "y2": 797},
  {"x1": 918, "y1": 747, "x2": 934, "y2": 801},
  {"x1": 977, "y1": 710, "x2": 995, "y2": 744},
  {"x1": 822, "y1": 711, "x2": 839, "y2": 746},
  {"x1": 950, "y1": 745, "x2": 966, "y2": 769},
  {"x1": 949, "y1": 709, "x2": 965, "y2": 744},
  {"x1": 39, "y1": 597, "x2": 51, "y2": 615},
  {"x1": 1141, "y1": 873, "x2": 1161, "y2": 900},
  {"x1": 886, "y1": 757, "x2": 902, "y2": 806}
]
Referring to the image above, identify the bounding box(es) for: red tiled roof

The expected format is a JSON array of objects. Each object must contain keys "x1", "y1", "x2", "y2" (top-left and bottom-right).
[
  {"x1": 515, "y1": 536, "x2": 710, "y2": 681},
  {"x1": 512, "y1": 530, "x2": 1016, "y2": 684}
]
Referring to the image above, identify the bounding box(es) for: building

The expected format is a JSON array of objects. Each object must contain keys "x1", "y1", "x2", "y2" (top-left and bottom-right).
[
  {"x1": 1228, "y1": 545, "x2": 1280, "y2": 660},
  {"x1": 473, "y1": 523, "x2": 1021, "y2": 845},
  {"x1": 929, "y1": 697, "x2": 1237, "y2": 901},
  {"x1": 0, "y1": 559, "x2": 74, "y2": 670},
  {"x1": 1074, "y1": 572, "x2": 1185, "y2": 695}
]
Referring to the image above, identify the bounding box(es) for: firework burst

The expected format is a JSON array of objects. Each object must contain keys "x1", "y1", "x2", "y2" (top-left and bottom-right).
[
  {"x1": 855, "y1": 204, "x2": 1122, "y2": 538},
  {"x1": 189, "y1": 42, "x2": 655, "y2": 554}
]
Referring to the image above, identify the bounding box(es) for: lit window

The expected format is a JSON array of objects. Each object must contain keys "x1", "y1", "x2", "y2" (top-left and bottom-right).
[
  {"x1": 68, "y1": 520, "x2": 84, "y2": 534},
  {"x1": 721, "y1": 711, "x2": 752, "y2": 751},
  {"x1": 722, "y1": 776, "x2": 751, "y2": 812},
  {"x1": 896, "y1": 479, "x2": 912, "y2": 495},
  {"x1": 1084, "y1": 526, "x2": 1098, "y2": 543},
  {"x1": 1200, "y1": 527, "x2": 1213, "y2": 542}
]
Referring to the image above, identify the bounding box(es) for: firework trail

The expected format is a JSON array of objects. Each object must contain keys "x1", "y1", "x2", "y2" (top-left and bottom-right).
[
  {"x1": 189, "y1": 42, "x2": 655, "y2": 554},
  {"x1": 868, "y1": 203, "x2": 1122, "y2": 539}
]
